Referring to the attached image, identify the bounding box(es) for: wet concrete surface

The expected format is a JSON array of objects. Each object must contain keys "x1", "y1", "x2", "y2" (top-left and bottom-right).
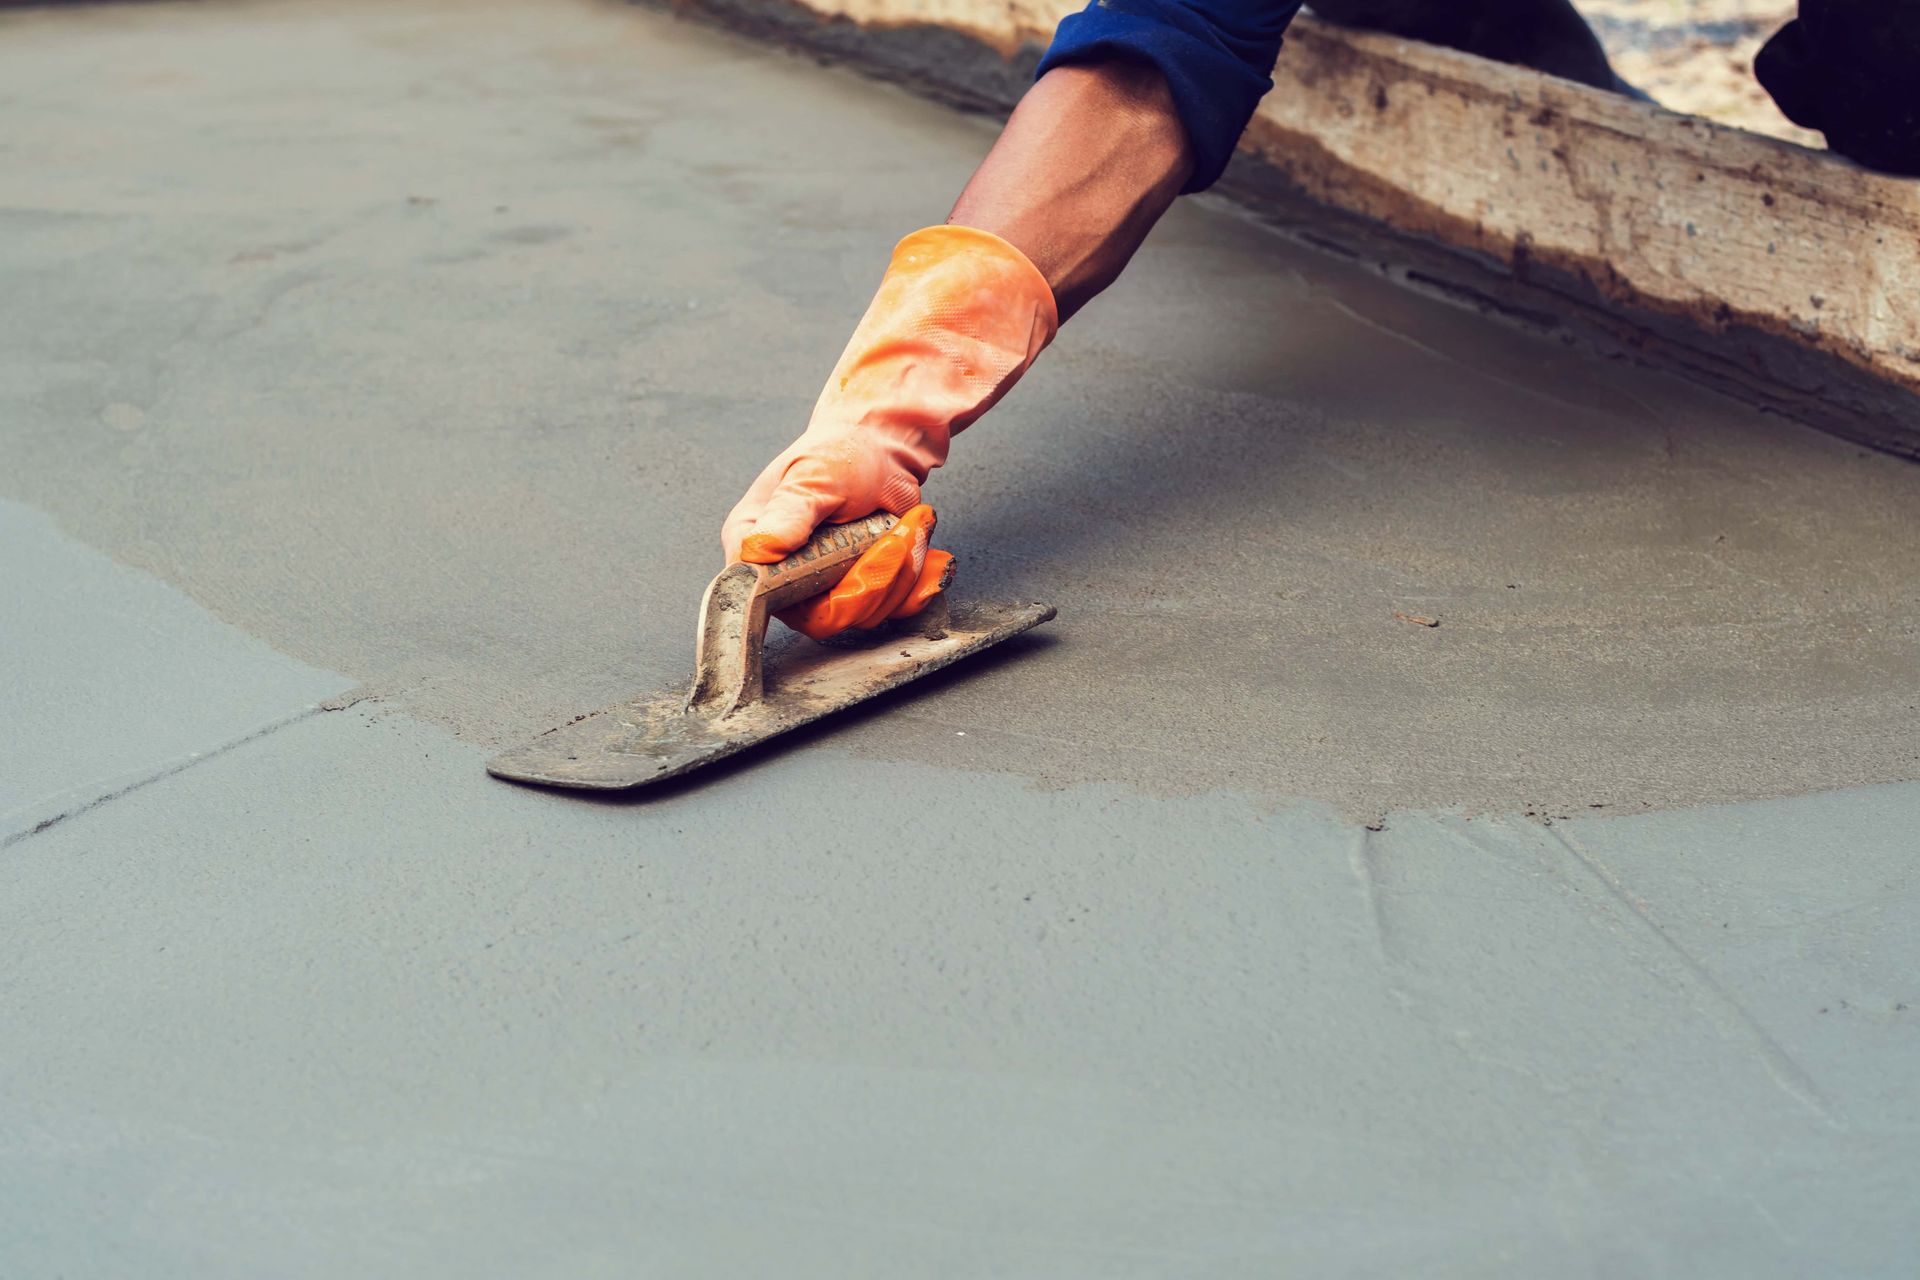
[
  {"x1": 1, "y1": 0, "x2": 1917, "y2": 1273},
  {"x1": 3, "y1": 0, "x2": 1917, "y2": 818}
]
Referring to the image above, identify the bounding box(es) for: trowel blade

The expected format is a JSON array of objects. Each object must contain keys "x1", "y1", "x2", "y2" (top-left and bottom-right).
[{"x1": 486, "y1": 599, "x2": 1055, "y2": 792}]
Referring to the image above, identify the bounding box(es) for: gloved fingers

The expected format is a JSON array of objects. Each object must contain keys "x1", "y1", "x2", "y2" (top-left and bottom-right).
[
  {"x1": 846, "y1": 505, "x2": 931, "y2": 627},
  {"x1": 890, "y1": 547, "x2": 954, "y2": 619},
  {"x1": 719, "y1": 451, "x2": 791, "y2": 563},
  {"x1": 773, "y1": 505, "x2": 937, "y2": 640},
  {"x1": 772, "y1": 596, "x2": 849, "y2": 642},
  {"x1": 736, "y1": 452, "x2": 871, "y2": 564},
  {"x1": 846, "y1": 535, "x2": 924, "y2": 630}
]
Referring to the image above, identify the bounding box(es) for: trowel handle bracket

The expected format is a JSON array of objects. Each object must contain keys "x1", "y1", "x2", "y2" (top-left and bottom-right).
[{"x1": 684, "y1": 511, "x2": 900, "y2": 718}]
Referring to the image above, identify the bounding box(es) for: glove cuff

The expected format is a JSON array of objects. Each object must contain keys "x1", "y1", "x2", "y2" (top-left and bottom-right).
[
  {"x1": 809, "y1": 224, "x2": 1060, "y2": 475},
  {"x1": 889, "y1": 224, "x2": 1060, "y2": 352}
]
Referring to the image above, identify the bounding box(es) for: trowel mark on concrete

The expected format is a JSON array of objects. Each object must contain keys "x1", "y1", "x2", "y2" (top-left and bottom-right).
[
  {"x1": 1425, "y1": 811, "x2": 1842, "y2": 1126},
  {"x1": 1538, "y1": 819, "x2": 1840, "y2": 1126},
  {"x1": 1347, "y1": 825, "x2": 1399, "y2": 965}
]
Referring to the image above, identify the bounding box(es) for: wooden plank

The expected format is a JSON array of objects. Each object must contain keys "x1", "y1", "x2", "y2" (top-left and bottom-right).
[
  {"x1": 1247, "y1": 19, "x2": 1920, "y2": 396},
  {"x1": 659, "y1": 0, "x2": 1920, "y2": 450}
]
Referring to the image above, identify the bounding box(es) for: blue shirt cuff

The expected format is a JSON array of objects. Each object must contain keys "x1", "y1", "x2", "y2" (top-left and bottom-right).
[{"x1": 1035, "y1": 0, "x2": 1302, "y2": 193}]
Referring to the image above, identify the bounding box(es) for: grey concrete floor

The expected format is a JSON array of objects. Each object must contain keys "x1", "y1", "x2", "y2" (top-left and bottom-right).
[{"x1": 1, "y1": 0, "x2": 1916, "y2": 1274}]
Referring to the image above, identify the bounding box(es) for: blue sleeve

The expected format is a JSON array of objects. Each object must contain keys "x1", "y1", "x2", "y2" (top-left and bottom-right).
[{"x1": 1034, "y1": 0, "x2": 1303, "y2": 193}]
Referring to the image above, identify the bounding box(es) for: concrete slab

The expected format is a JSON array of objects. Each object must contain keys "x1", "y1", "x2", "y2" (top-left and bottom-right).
[
  {"x1": 0, "y1": 0, "x2": 1915, "y2": 1273},
  {"x1": 0, "y1": 501, "x2": 350, "y2": 841},
  {"x1": 1, "y1": 707, "x2": 1915, "y2": 1277},
  {"x1": 1, "y1": 0, "x2": 1916, "y2": 820}
]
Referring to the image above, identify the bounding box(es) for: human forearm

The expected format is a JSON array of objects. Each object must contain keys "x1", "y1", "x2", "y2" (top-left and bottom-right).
[
  {"x1": 950, "y1": 60, "x2": 1193, "y2": 320},
  {"x1": 718, "y1": 61, "x2": 1193, "y2": 634}
]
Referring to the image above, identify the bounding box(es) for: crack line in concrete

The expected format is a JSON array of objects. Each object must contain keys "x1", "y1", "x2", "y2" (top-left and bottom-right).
[
  {"x1": 1, "y1": 705, "x2": 329, "y2": 851},
  {"x1": 1534, "y1": 819, "x2": 1845, "y2": 1130}
]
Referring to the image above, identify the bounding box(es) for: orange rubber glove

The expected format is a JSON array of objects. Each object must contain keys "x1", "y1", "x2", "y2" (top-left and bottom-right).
[
  {"x1": 753, "y1": 504, "x2": 952, "y2": 640},
  {"x1": 723, "y1": 224, "x2": 1058, "y2": 638}
]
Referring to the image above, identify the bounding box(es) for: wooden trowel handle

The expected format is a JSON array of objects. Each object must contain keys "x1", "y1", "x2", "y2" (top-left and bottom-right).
[{"x1": 686, "y1": 511, "x2": 900, "y2": 718}]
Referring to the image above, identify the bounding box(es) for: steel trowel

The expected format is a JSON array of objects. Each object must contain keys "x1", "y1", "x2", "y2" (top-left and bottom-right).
[{"x1": 486, "y1": 512, "x2": 1055, "y2": 791}]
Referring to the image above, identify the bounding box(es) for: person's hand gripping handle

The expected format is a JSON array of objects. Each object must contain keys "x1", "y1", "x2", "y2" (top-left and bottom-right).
[
  {"x1": 721, "y1": 225, "x2": 1058, "y2": 639},
  {"x1": 689, "y1": 510, "x2": 942, "y2": 718},
  {"x1": 744, "y1": 503, "x2": 951, "y2": 640}
]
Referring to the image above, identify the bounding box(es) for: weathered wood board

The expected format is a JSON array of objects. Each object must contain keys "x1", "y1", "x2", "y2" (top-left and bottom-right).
[{"x1": 657, "y1": 0, "x2": 1920, "y2": 453}]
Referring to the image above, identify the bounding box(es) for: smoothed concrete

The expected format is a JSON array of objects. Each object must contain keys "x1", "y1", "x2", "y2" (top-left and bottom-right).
[
  {"x1": 1, "y1": 0, "x2": 1917, "y2": 1273},
  {"x1": 2, "y1": 702, "x2": 1916, "y2": 1277}
]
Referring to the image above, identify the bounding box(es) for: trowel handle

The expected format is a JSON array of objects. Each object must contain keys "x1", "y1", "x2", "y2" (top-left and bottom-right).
[
  {"x1": 687, "y1": 511, "x2": 899, "y2": 717},
  {"x1": 754, "y1": 511, "x2": 900, "y2": 613}
]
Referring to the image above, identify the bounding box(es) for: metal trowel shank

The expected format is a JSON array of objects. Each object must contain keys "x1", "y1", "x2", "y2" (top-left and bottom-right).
[{"x1": 486, "y1": 512, "x2": 1055, "y2": 791}]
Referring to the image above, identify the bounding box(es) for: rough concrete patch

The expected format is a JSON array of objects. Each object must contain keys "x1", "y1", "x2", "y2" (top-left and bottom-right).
[{"x1": 0, "y1": 0, "x2": 1916, "y2": 822}]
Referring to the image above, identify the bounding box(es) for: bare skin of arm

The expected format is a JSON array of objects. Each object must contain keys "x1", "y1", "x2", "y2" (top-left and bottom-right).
[{"x1": 949, "y1": 59, "x2": 1195, "y2": 321}]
